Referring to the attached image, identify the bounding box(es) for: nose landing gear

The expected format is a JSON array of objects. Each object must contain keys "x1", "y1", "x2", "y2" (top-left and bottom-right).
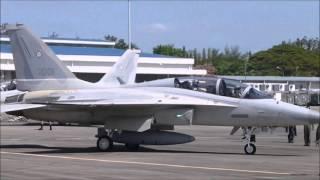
[
  {"x1": 243, "y1": 127, "x2": 256, "y2": 155},
  {"x1": 244, "y1": 143, "x2": 256, "y2": 155}
]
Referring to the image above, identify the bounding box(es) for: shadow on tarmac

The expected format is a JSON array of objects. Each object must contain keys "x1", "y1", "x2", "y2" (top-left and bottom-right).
[{"x1": 0, "y1": 144, "x2": 298, "y2": 157}]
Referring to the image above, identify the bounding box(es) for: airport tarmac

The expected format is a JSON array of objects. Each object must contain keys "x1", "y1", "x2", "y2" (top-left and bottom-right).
[{"x1": 1, "y1": 124, "x2": 319, "y2": 180}]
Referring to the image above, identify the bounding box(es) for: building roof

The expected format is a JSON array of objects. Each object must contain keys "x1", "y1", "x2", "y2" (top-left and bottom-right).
[
  {"x1": 0, "y1": 36, "x2": 115, "y2": 47},
  {"x1": 219, "y1": 75, "x2": 320, "y2": 82},
  {"x1": 0, "y1": 43, "x2": 173, "y2": 58}
]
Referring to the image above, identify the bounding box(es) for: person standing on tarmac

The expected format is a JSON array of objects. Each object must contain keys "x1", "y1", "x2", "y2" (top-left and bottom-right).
[
  {"x1": 303, "y1": 103, "x2": 312, "y2": 146},
  {"x1": 316, "y1": 124, "x2": 320, "y2": 146},
  {"x1": 288, "y1": 126, "x2": 295, "y2": 143},
  {"x1": 49, "y1": 121, "x2": 52, "y2": 131},
  {"x1": 304, "y1": 125, "x2": 311, "y2": 146},
  {"x1": 38, "y1": 121, "x2": 44, "y2": 130},
  {"x1": 38, "y1": 121, "x2": 53, "y2": 130}
]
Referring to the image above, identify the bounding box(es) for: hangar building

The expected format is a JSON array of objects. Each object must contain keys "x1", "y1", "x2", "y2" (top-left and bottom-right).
[{"x1": 0, "y1": 37, "x2": 206, "y2": 82}]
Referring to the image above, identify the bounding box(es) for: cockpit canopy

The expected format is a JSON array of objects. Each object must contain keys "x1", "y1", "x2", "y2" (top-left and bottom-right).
[
  {"x1": 174, "y1": 77, "x2": 226, "y2": 96},
  {"x1": 174, "y1": 76, "x2": 272, "y2": 99}
]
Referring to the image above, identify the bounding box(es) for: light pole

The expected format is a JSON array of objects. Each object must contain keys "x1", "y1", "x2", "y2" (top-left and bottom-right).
[{"x1": 128, "y1": 0, "x2": 131, "y2": 49}]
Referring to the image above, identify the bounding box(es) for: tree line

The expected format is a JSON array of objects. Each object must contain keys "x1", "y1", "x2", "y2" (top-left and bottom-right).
[
  {"x1": 152, "y1": 37, "x2": 320, "y2": 76},
  {"x1": 48, "y1": 32, "x2": 319, "y2": 76},
  {"x1": 248, "y1": 37, "x2": 319, "y2": 76}
]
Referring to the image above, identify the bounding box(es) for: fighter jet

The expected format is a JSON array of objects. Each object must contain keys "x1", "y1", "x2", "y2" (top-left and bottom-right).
[{"x1": 1, "y1": 24, "x2": 319, "y2": 154}]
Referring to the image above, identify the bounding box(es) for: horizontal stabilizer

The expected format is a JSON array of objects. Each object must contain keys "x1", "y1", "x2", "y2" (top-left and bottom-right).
[
  {"x1": 0, "y1": 90, "x2": 25, "y2": 103},
  {"x1": 1, "y1": 103, "x2": 46, "y2": 113}
]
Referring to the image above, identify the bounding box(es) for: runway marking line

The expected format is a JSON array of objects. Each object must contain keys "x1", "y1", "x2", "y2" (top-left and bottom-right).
[{"x1": 1, "y1": 151, "x2": 292, "y2": 175}]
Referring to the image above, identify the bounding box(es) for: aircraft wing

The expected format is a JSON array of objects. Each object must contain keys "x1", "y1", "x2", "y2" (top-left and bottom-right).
[
  {"x1": 49, "y1": 96, "x2": 237, "y2": 131},
  {"x1": 1, "y1": 96, "x2": 236, "y2": 131},
  {"x1": 1, "y1": 103, "x2": 47, "y2": 113},
  {"x1": 52, "y1": 96, "x2": 237, "y2": 108}
]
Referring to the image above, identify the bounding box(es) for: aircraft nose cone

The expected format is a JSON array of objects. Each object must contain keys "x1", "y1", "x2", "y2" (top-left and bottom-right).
[{"x1": 308, "y1": 110, "x2": 320, "y2": 124}]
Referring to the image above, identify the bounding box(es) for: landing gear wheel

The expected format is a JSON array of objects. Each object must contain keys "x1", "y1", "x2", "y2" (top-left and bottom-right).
[
  {"x1": 97, "y1": 136, "x2": 113, "y2": 151},
  {"x1": 244, "y1": 143, "x2": 256, "y2": 155},
  {"x1": 125, "y1": 143, "x2": 140, "y2": 151}
]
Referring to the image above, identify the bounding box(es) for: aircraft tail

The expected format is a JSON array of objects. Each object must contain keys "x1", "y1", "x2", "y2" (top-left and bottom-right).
[
  {"x1": 98, "y1": 49, "x2": 139, "y2": 85},
  {"x1": 1, "y1": 24, "x2": 90, "y2": 91}
]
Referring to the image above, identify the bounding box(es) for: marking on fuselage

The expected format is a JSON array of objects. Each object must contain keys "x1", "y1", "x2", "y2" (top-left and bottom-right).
[
  {"x1": 231, "y1": 114, "x2": 249, "y2": 118},
  {"x1": 0, "y1": 151, "x2": 292, "y2": 175}
]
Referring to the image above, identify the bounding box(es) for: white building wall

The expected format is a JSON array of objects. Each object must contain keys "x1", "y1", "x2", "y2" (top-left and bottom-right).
[{"x1": 0, "y1": 52, "x2": 207, "y2": 76}]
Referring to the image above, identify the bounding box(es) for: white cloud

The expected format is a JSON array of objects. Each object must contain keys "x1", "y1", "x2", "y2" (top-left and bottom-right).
[{"x1": 145, "y1": 23, "x2": 169, "y2": 33}]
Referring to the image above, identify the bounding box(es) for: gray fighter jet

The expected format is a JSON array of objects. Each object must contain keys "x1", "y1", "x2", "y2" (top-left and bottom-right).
[{"x1": 1, "y1": 24, "x2": 319, "y2": 154}]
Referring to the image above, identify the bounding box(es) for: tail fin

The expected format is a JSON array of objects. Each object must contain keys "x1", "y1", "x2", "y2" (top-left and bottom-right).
[
  {"x1": 98, "y1": 49, "x2": 139, "y2": 85},
  {"x1": 1, "y1": 24, "x2": 89, "y2": 91}
]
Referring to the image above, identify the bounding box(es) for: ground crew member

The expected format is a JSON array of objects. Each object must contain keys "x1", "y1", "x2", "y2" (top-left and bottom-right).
[
  {"x1": 38, "y1": 121, "x2": 44, "y2": 130},
  {"x1": 304, "y1": 125, "x2": 310, "y2": 146},
  {"x1": 288, "y1": 126, "x2": 295, "y2": 143},
  {"x1": 316, "y1": 124, "x2": 320, "y2": 145}
]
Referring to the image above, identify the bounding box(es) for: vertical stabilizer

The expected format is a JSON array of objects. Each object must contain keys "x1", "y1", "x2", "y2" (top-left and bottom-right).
[
  {"x1": 1, "y1": 24, "x2": 91, "y2": 91},
  {"x1": 98, "y1": 49, "x2": 139, "y2": 85}
]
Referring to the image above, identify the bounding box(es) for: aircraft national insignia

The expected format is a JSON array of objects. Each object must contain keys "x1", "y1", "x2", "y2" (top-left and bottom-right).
[{"x1": 36, "y1": 51, "x2": 42, "y2": 57}]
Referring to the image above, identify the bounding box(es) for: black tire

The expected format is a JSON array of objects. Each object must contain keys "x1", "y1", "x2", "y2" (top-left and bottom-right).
[
  {"x1": 97, "y1": 136, "x2": 113, "y2": 152},
  {"x1": 244, "y1": 143, "x2": 256, "y2": 155},
  {"x1": 125, "y1": 143, "x2": 140, "y2": 151}
]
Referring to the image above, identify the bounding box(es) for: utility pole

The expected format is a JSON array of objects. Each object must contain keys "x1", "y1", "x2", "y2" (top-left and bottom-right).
[{"x1": 128, "y1": 0, "x2": 131, "y2": 49}]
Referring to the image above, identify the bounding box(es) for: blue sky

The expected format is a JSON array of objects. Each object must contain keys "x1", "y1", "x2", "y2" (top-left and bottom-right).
[{"x1": 1, "y1": 1, "x2": 319, "y2": 53}]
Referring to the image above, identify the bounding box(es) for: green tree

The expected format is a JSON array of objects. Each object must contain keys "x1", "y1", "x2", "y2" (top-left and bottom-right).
[
  {"x1": 248, "y1": 44, "x2": 320, "y2": 76},
  {"x1": 152, "y1": 36, "x2": 319, "y2": 76},
  {"x1": 153, "y1": 44, "x2": 186, "y2": 57},
  {"x1": 104, "y1": 35, "x2": 117, "y2": 42},
  {"x1": 193, "y1": 48, "x2": 198, "y2": 63},
  {"x1": 104, "y1": 35, "x2": 138, "y2": 49},
  {"x1": 202, "y1": 48, "x2": 207, "y2": 65}
]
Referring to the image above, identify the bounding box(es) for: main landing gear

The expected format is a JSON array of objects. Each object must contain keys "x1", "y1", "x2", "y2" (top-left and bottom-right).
[
  {"x1": 243, "y1": 127, "x2": 256, "y2": 155},
  {"x1": 96, "y1": 127, "x2": 113, "y2": 151},
  {"x1": 95, "y1": 127, "x2": 141, "y2": 151}
]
